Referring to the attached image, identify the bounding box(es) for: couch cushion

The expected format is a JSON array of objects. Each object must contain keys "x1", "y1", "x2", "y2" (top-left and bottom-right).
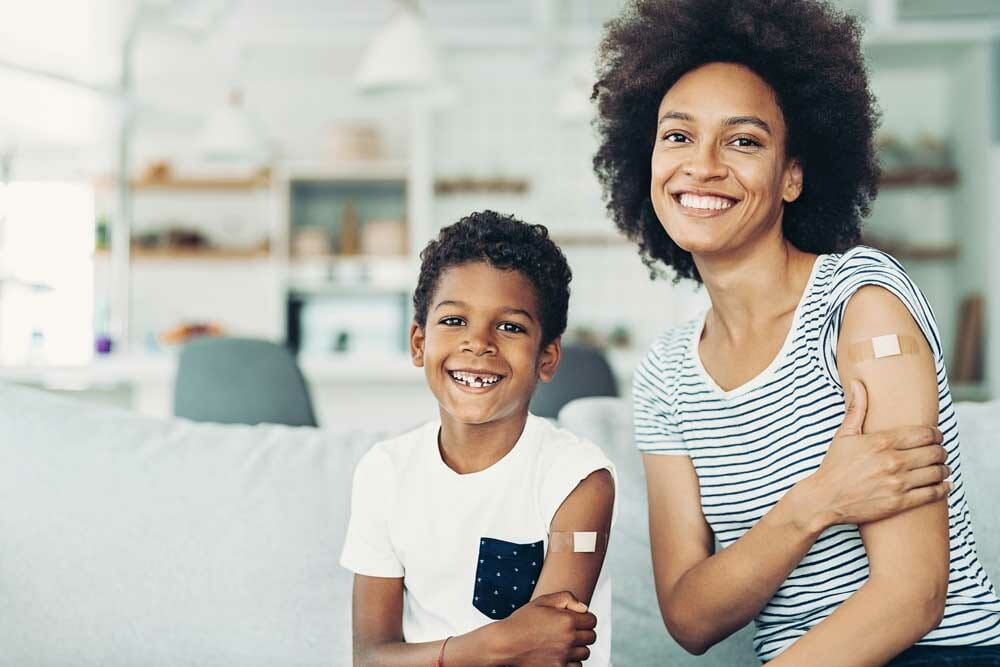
[{"x1": 0, "y1": 383, "x2": 379, "y2": 667}]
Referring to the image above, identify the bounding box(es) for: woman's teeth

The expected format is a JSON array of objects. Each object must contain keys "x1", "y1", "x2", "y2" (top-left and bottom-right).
[
  {"x1": 449, "y1": 371, "x2": 502, "y2": 388},
  {"x1": 678, "y1": 193, "x2": 736, "y2": 210}
]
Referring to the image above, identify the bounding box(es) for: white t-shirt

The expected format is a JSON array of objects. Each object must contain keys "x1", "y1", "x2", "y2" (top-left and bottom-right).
[{"x1": 340, "y1": 414, "x2": 616, "y2": 666}]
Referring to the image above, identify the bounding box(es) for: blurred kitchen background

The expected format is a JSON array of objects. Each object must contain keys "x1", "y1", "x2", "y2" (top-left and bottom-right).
[{"x1": 0, "y1": 0, "x2": 998, "y2": 429}]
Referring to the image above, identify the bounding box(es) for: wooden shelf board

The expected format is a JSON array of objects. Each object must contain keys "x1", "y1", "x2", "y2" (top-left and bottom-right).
[
  {"x1": 879, "y1": 168, "x2": 958, "y2": 188},
  {"x1": 129, "y1": 176, "x2": 271, "y2": 191},
  {"x1": 96, "y1": 247, "x2": 272, "y2": 261},
  {"x1": 862, "y1": 238, "x2": 959, "y2": 261}
]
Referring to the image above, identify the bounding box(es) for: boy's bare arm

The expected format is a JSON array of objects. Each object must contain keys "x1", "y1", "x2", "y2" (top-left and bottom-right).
[
  {"x1": 531, "y1": 469, "x2": 616, "y2": 607},
  {"x1": 353, "y1": 575, "x2": 597, "y2": 667}
]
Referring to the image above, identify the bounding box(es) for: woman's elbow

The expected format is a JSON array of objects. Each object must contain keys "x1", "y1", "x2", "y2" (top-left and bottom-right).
[
  {"x1": 874, "y1": 578, "x2": 947, "y2": 639},
  {"x1": 914, "y1": 584, "x2": 947, "y2": 635},
  {"x1": 659, "y1": 599, "x2": 714, "y2": 655}
]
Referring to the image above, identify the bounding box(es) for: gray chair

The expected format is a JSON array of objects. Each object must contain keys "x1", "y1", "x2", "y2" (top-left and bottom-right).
[
  {"x1": 173, "y1": 337, "x2": 317, "y2": 427},
  {"x1": 530, "y1": 344, "x2": 619, "y2": 419}
]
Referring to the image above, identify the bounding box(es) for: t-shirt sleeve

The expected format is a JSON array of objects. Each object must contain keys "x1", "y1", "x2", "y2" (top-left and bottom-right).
[
  {"x1": 632, "y1": 341, "x2": 687, "y2": 456},
  {"x1": 339, "y1": 446, "x2": 404, "y2": 578},
  {"x1": 537, "y1": 437, "x2": 618, "y2": 530},
  {"x1": 819, "y1": 246, "x2": 945, "y2": 390}
]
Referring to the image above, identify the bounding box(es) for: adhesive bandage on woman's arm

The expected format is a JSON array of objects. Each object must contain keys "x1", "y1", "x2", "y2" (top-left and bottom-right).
[
  {"x1": 847, "y1": 334, "x2": 922, "y2": 363},
  {"x1": 548, "y1": 531, "x2": 609, "y2": 554}
]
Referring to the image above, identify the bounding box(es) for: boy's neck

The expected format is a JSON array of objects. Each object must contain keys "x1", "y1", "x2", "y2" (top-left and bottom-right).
[{"x1": 437, "y1": 408, "x2": 531, "y2": 475}]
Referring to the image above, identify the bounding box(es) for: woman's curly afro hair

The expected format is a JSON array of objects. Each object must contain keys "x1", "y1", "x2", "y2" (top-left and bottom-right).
[
  {"x1": 593, "y1": 0, "x2": 880, "y2": 282},
  {"x1": 412, "y1": 210, "x2": 572, "y2": 348}
]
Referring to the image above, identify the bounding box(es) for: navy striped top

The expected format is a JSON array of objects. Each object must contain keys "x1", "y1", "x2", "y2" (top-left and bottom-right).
[{"x1": 633, "y1": 246, "x2": 1000, "y2": 661}]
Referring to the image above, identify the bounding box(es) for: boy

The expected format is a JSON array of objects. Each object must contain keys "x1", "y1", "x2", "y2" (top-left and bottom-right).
[{"x1": 340, "y1": 211, "x2": 616, "y2": 666}]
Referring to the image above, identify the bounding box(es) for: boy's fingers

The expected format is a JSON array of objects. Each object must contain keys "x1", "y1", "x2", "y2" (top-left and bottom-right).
[
  {"x1": 570, "y1": 610, "x2": 598, "y2": 630},
  {"x1": 574, "y1": 629, "x2": 597, "y2": 646}
]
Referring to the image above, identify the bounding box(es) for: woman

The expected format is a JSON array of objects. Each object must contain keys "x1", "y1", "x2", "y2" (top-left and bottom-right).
[{"x1": 592, "y1": 0, "x2": 1000, "y2": 664}]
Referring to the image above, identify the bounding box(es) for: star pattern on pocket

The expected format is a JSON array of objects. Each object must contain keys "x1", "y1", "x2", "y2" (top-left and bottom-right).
[{"x1": 472, "y1": 537, "x2": 544, "y2": 620}]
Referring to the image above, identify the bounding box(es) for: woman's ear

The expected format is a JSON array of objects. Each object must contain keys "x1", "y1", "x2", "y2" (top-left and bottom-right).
[
  {"x1": 409, "y1": 322, "x2": 425, "y2": 367},
  {"x1": 783, "y1": 158, "x2": 804, "y2": 203},
  {"x1": 536, "y1": 337, "x2": 562, "y2": 383}
]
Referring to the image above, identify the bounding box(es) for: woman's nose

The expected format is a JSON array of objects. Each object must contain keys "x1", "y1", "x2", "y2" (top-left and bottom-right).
[{"x1": 683, "y1": 143, "x2": 727, "y2": 181}]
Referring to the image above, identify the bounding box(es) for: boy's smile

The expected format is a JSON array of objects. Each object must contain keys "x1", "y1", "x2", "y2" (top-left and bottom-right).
[{"x1": 410, "y1": 261, "x2": 560, "y2": 431}]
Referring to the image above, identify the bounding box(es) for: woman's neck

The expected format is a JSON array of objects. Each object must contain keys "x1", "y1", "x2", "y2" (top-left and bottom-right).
[
  {"x1": 437, "y1": 409, "x2": 529, "y2": 475},
  {"x1": 694, "y1": 235, "x2": 817, "y2": 343}
]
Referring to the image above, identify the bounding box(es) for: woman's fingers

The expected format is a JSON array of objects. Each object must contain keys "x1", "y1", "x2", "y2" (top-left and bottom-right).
[
  {"x1": 901, "y1": 481, "x2": 951, "y2": 509},
  {"x1": 903, "y1": 445, "x2": 949, "y2": 471},
  {"x1": 904, "y1": 465, "x2": 951, "y2": 491},
  {"x1": 891, "y1": 425, "x2": 944, "y2": 450}
]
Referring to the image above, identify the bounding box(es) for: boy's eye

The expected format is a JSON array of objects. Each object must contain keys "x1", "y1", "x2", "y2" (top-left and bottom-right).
[
  {"x1": 439, "y1": 317, "x2": 465, "y2": 326},
  {"x1": 497, "y1": 322, "x2": 525, "y2": 334}
]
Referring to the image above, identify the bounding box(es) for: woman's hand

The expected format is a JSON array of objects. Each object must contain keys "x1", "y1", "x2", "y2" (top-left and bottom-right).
[
  {"x1": 495, "y1": 591, "x2": 597, "y2": 667},
  {"x1": 795, "y1": 379, "x2": 950, "y2": 534}
]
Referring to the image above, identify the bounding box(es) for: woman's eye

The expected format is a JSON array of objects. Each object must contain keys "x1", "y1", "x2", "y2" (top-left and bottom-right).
[
  {"x1": 498, "y1": 322, "x2": 525, "y2": 334},
  {"x1": 662, "y1": 132, "x2": 689, "y2": 143},
  {"x1": 440, "y1": 317, "x2": 465, "y2": 326},
  {"x1": 731, "y1": 136, "x2": 761, "y2": 148}
]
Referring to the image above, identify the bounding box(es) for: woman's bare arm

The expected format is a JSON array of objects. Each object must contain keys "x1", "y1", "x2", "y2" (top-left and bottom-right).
[
  {"x1": 646, "y1": 376, "x2": 948, "y2": 654},
  {"x1": 767, "y1": 285, "x2": 949, "y2": 666}
]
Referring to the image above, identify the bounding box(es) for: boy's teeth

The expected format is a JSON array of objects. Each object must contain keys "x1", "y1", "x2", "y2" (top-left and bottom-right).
[
  {"x1": 450, "y1": 370, "x2": 501, "y2": 387},
  {"x1": 679, "y1": 193, "x2": 736, "y2": 210}
]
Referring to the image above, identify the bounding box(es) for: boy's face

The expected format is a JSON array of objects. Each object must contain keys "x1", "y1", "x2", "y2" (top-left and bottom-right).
[{"x1": 410, "y1": 261, "x2": 561, "y2": 427}]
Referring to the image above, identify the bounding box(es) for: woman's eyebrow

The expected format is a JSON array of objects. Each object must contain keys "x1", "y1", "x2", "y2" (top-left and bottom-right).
[
  {"x1": 657, "y1": 110, "x2": 692, "y2": 125},
  {"x1": 724, "y1": 115, "x2": 772, "y2": 135},
  {"x1": 657, "y1": 111, "x2": 772, "y2": 136}
]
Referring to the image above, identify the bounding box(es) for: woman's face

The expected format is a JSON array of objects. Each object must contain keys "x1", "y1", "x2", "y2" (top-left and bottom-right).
[{"x1": 650, "y1": 62, "x2": 802, "y2": 260}]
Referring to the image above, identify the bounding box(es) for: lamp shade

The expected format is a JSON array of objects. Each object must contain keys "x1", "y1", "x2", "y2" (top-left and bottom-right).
[
  {"x1": 356, "y1": 1, "x2": 439, "y2": 92},
  {"x1": 200, "y1": 90, "x2": 269, "y2": 162}
]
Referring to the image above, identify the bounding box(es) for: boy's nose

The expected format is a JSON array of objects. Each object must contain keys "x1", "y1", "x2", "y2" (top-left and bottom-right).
[{"x1": 461, "y1": 328, "x2": 497, "y2": 355}]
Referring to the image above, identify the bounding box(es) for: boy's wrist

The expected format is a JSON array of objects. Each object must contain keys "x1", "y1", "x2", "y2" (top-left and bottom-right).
[{"x1": 448, "y1": 622, "x2": 510, "y2": 667}]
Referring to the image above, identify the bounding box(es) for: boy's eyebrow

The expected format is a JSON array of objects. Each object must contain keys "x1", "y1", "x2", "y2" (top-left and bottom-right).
[
  {"x1": 500, "y1": 307, "x2": 536, "y2": 322},
  {"x1": 657, "y1": 110, "x2": 772, "y2": 135},
  {"x1": 432, "y1": 300, "x2": 536, "y2": 322}
]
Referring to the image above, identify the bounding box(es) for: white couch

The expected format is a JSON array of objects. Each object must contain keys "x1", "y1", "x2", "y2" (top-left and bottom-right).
[{"x1": 1, "y1": 383, "x2": 997, "y2": 666}]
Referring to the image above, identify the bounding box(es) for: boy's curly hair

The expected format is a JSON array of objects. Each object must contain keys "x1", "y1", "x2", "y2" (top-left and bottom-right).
[
  {"x1": 592, "y1": 0, "x2": 880, "y2": 282},
  {"x1": 412, "y1": 210, "x2": 572, "y2": 347}
]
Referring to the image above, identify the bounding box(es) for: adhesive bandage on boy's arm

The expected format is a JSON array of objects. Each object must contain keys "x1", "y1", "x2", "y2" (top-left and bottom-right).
[
  {"x1": 847, "y1": 333, "x2": 922, "y2": 363},
  {"x1": 548, "y1": 531, "x2": 610, "y2": 554}
]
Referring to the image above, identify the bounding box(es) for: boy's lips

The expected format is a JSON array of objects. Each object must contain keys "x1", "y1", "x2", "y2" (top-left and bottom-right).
[{"x1": 447, "y1": 369, "x2": 505, "y2": 390}]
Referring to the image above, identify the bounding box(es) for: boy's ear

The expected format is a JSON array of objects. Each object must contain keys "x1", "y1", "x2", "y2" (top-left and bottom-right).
[
  {"x1": 409, "y1": 321, "x2": 426, "y2": 367},
  {"x1": 537, "y1": 336, "x2": 562, "y2": 383}
]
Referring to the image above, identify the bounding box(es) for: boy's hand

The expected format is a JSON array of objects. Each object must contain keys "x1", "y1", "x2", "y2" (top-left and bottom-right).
[{"x1": 496, "y1": 591, "x2": 597, "y2": 666}]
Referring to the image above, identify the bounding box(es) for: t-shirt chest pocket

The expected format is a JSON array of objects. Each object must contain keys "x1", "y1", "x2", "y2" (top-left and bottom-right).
[{"x1": 473, "y1": 537, "x2": 544, "y2": 620}]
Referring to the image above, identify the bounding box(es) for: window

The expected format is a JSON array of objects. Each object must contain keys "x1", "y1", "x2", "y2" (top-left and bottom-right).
[{"x1": 0, "y1": 181, "x2": 95, "y2": 365}]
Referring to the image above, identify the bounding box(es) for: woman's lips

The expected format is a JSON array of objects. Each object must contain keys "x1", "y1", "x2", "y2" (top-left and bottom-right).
[{"x1": 673, "y1": 191, "x2": 739, "y2": 217}]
